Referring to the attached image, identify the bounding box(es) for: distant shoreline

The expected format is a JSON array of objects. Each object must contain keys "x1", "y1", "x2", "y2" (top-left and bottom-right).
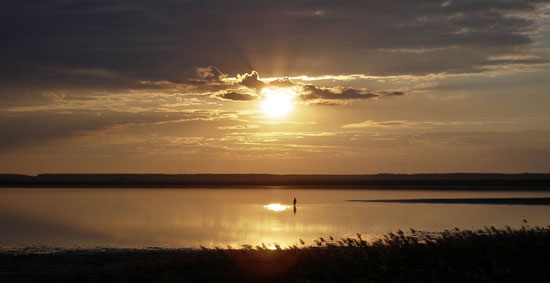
[
  {"x1": 349, "y1": 197, "x2": 550, "y2": 205},
  {"x1": 2, "y1": 173, "x2": 550, "y2": 189},
  {"x1": 2, "y1": 185, "x2": 550, "y2": 191}
]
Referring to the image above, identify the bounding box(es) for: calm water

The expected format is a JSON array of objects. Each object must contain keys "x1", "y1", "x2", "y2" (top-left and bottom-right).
[{"x1": 1, "y1": 188, "x2": 550, "y2": 249}]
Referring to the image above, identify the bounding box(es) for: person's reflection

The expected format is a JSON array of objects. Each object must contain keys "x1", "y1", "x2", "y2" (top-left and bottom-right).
[{"x1": 293, "y1": 197, "x2": 297, "y2": 215}]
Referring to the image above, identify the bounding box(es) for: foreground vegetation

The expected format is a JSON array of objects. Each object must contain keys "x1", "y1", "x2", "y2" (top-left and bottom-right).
[{"x1": 1, "y1": 226, "x2": 550, "y2": 282}]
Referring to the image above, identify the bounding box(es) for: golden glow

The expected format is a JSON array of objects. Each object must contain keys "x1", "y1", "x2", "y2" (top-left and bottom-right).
[
  {"x1": 260, "y1": 88, "x2": 295, "y2": 119},
  {"x1": 264, "y1": 203, "x2": 291, "y2": 212}
]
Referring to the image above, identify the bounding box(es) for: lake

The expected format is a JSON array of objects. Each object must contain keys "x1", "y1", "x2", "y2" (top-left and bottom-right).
[{"x1": 1, "y1": 188, "x2": 549, "y2": 250}]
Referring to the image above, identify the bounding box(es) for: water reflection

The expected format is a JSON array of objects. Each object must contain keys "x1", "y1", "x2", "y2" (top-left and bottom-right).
[
  {"x1": 264, "y1": 203, "x2": 291, "y2": 212},
  {"x1": 0, "y1": 188, "x2": 549, "y2": 249}
]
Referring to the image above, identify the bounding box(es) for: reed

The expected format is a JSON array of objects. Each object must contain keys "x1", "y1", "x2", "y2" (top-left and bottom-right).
[{"x1": 2, "y1": 225, "x2": 550, "y2": 282}]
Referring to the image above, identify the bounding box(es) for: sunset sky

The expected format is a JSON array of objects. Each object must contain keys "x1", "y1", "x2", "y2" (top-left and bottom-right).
[{"x1": 1, "y1": 0, "x2": 550, "y2": 174}]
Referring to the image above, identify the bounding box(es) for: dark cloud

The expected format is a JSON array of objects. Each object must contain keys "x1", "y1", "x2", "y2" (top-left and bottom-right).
[
  {"x1": 213, "y1": 70, "x2": 404, "y2": 103},
  {"x1": 0, "y1": 0, "x2": 547, "y2": 98},
  {"x1": 215, "y1": 91, "x2": 258, "y2": 101},
  {"x1": 177, "y1": 68, "x2": 408, "y2": 104},
  {"x1": 379, "y1": 91, "x2": 405, "y2": 96},
  {"x1": 269, "y1": 78, "x2": 295, "y2": 88},
  {"x1": 300, "y1": 85, "x2": 379, "y2": 101},
  {"x1": 139, "y1": 67, "x2": 405, "y2": 104},
  {"x1": 238, "y1": 71, "x2": 266, "y2": 90}
]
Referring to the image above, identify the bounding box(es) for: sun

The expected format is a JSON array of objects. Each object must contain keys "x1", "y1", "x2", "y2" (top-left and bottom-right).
[{"x1": 260, "y1": 88, "x2": 295, "y2": 119}]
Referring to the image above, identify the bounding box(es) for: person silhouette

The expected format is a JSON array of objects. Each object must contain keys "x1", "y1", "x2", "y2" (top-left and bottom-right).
[
  {"x1": 293, "y1": 197, "x2": 297, "y2": 215},
  {"x1": 293, "y1": 197, "x2": 297, "y2": 206}
]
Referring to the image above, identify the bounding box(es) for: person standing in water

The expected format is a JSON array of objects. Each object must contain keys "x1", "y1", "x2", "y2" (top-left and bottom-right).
[
  {"x1": 293, "y1": 197, "x2": 297, "y2": 215},
  {"x1": 293, "y1": 197, "x2": 297, "y2": 206}
]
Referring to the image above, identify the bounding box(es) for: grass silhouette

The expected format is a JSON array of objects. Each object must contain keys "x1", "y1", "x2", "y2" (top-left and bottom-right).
[{"x1": 1, "y1": 225, "x2": 549, "y2": 282}]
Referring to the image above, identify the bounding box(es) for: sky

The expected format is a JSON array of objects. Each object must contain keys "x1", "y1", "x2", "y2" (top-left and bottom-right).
[{"x1": 1, "y1": 0, "x2": 550, "y2": 174}]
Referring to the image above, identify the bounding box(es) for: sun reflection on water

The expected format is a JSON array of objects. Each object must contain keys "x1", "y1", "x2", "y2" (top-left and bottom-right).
[{"x1": 264, "y1": 203, "x2": 291, "y2": 212}]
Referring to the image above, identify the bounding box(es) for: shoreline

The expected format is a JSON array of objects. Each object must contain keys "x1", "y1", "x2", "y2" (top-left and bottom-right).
[
  {"x1": 1, "y1": 227, "x2": 549, "y2": 282},
  {"x1": 2, "y1": 184, "x2": 550, "y2": 190},
  {"x1": 349, "y1": 197, "x2": 550, "y2": 205},
  {"x1": 2, "y1": 173, "x2": 550, "y2": 190}
]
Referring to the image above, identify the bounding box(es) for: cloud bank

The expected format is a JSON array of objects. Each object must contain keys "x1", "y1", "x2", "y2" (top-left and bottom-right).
[{"x1": 1, "y1": 0, "x2": 548, "y2": 98}]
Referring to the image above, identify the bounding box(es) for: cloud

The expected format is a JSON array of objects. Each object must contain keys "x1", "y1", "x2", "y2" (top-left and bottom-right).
[
  {"x1": 217, "y1": 125, "x2": 260, "y2": 130},
  {"x1": 342, "y1": 120, "x2": 440, "y2": 129},
  {"x1": 140, "y1": 68, "x2": 406, "y2": 105},
  {"x1": 212, "y1": 69, "x2": 407, "y2": 104},
  {"x1": 231, "y1": 70, "x2": 410, "y2": 104},
  {"x1": 0, "y1": 109, "x2": 241, "y2": 150},
  {"x1": 161, "y1": 66, "x2": 229, "y2": 90},
  {"x1": 1, "y1": 0, "x2": 548, "y2": 112},
  {"x1": 237, "y1": 71, "x2": 266, "y2": 90},
  {"x1": 195, "y1": 66, "x2": 225, "y2": 81},
  {"x1": 214, "y1": 91, "x2": 258, "y2": 101},
  {"x1": 415, "y1": 130, "x2": 550, "y2": 147},
  {"x1": 300, "y1": 85, "x2": 378, "y2": 101},
  {"x1": 0, "y1": 0, "x2": 547, "y2": 97},
  {"x1": 1, "y1": 64, "x2": 409, "y2": 112},
  {"x1": 141, "y1": 69, "x2": 268, "y2": 93},
  {"x1": 233, "y1": 72, "x2": 407, "y2": 104},
  {"x1": 268, "y1": 78, "x2": 295, "y2": 88},
  {"x1": 341, "y1": 119, "x2": 522, "y2": 129},
  {"x1": 380, "y1": 91, "x2": 405, "y2": 96},
  {"x1": 297, "y1": 85, "x2": 406, "y2": 104}
]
